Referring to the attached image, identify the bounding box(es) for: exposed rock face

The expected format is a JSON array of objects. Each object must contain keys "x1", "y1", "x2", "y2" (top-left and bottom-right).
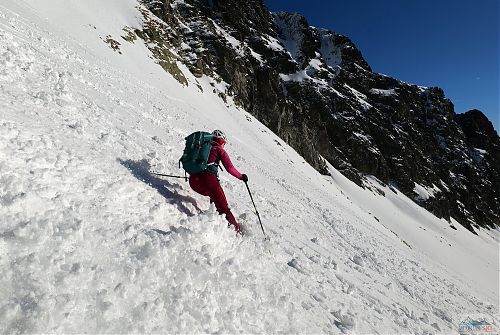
[
  {"x1": 137, "y1": 0, "x2": 499, "y2": 231},
  {"x1": 455, "y1": 110, "x2": 500, "y2": 229}
]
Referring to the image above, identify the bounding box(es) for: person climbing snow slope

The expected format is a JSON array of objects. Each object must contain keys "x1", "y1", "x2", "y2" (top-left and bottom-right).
[{"x1": 188, "y1": 130, "x2": 248, "y2": 235}]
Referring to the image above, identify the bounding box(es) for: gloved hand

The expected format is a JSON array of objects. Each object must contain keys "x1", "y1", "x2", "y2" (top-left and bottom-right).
[{"x1": 241, "y1": 174, "x2": 248, "y2": 182}]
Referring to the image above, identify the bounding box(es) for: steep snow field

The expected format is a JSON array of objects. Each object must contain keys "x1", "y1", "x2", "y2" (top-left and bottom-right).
[{"x1": 1, "y1": 0, "x2": 498, "y2": 333}]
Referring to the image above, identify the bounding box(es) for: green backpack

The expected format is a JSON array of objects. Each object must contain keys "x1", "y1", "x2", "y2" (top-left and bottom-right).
[{"x1": 179, "y1": 131, "x2": 217, "y2": 175}]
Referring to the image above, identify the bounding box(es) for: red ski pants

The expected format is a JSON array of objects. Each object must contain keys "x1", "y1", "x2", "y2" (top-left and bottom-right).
[{"x1": 189, "y1": 172, "x2": 240, "y2": 230}]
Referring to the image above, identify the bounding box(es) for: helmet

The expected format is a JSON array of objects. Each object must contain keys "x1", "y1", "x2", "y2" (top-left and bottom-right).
[
  {"x1": 212, "y1": 129, "x2": 227, "y2": 141},
  {"x1": 212, "y1": 129, "x2": 227, "y2": 146}
]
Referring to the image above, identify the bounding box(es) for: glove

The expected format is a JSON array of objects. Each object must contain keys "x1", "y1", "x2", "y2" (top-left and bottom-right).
[{"x1": 241, "y1": 174, "x2": 248, "y2": 182}]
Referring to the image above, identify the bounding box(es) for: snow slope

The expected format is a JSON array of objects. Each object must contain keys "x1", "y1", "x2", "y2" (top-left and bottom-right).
[{"x1": 0, "y1": 0, "x2": 498, "y2": 333}]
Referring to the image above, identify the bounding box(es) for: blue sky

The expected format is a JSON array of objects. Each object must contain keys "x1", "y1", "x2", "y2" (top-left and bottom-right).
[{"x1": 264, "y1": 0, "x2": 499, "y2": 132}]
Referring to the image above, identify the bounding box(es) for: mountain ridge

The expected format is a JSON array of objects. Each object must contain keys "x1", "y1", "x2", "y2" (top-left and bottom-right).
[{"x1": 136, "y1": 0, "x2": 499, "y2": 231}]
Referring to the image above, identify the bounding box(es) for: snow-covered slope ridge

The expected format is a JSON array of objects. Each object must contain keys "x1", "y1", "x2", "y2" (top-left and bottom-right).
[{"x1": 0, "y1": 0, "x2": 498, "y2": 333}]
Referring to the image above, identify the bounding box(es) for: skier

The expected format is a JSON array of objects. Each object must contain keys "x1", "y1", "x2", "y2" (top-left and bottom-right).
[{"x1": 188, "y1": 130, "x2": 248, "y2": 234}]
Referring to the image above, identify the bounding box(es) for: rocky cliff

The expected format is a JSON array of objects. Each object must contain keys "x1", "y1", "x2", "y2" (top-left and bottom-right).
[{"x1": 131, "y1": 0, "x2": 499, "y2": 231}]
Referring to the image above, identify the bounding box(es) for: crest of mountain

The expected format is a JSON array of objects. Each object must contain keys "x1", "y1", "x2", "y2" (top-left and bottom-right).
[{"x1": 137, "y1": 0, "x2": 499, "y2": 231}]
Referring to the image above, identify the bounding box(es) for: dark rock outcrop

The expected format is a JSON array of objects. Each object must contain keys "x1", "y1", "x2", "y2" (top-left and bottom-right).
[{"x1": 136, "y1": 0, "x2": 499, "y2": 231}]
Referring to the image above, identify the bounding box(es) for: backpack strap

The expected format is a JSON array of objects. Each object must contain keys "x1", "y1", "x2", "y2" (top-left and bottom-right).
[
  {"x1": 206, "y1": 162, "x2": 218, "y2": 174},
  {"x1": 216, "y1": 158, "x2": 224, "y2": 172}
]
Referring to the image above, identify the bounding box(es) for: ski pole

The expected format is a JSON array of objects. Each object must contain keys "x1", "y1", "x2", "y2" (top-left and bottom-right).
[
  {"x1": 150, "y1": 172, "x2": 188, "y2": 181},
  {"x1": 244, "y1": 181, "x2": 267, "y2": 238}
]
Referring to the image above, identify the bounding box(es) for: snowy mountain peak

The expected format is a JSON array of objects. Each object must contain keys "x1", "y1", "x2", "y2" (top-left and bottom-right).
[{"x1": 273, "y1": 12, "x2": 311, "y2": 65}]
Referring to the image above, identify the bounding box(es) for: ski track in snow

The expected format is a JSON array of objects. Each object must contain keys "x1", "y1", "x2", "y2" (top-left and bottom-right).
[{"x1": 0, "y1": 1, "x2": 498, "y2": 334}]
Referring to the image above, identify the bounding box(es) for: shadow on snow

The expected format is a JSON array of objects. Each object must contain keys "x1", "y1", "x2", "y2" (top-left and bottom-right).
[{"x1": 118, "y1": 158, "x2": 201, "y2": 216}]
